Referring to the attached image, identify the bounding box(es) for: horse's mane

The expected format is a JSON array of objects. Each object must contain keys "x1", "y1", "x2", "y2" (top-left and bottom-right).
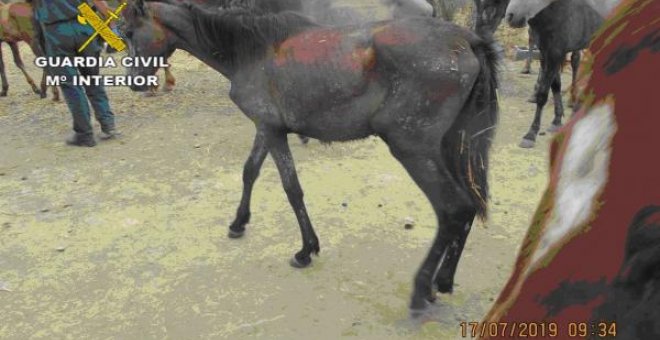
[{"x1": 184, "y1": 2, "x2": 318, "y2": 66}]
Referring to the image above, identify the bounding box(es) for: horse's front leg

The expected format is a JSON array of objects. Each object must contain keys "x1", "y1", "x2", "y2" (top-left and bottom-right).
[
  {"x1": 265, "y1": 129, "x2": 320, "y2": 268},
  {"x1": 0, "y1": 43, "x2": 8, "y2": 97},
  {"x1": 228, "y1": 129, "x2": 269, "y2": 238},
  {"x1": 521, "y1": 28, "x2": 534, "y2": 74}
]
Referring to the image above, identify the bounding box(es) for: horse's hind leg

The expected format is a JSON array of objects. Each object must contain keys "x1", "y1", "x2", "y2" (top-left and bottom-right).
[
  {"x1": 9, "y1": 42, "x2": 40, "y2": 96},
  {"x1": 433, "y1": 213, "x2": 476, "y2": 294},
  {"x1": 568, "y1": 51, "x2": 580, "y2": 109},
  {"x1": 387, "y1": 146, "x2": 475, "y2": 310},
  {"x1": 228, "y1": 130, "x2": 269, "y2": 238},
  {"x1": 263, "y1": 128, "x2": 320, "y2": 268},
  {"x1": 0, "y1": 43, "x2": 8, "y2": 96},
  {"x1": 547, "y1": 69, "x2": 563, "y2": 133},
  {"x1": 163, "y1": 64, "x2": 175, "y2": 92},
  {"x1": 52, "y1": 85, "x2": 60, "y2": 102},
  {"x1": 39, "y1": 70, "x2": 59, "y2": 101}
]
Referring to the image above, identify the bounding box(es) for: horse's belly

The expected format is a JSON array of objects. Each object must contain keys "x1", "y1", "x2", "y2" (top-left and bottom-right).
[
  {"x1": 270, "y1": 72, "x2": 387, "y2": 141},
  {"x1": 297, "y1": 81, "x2": 388, "y2": 141}
]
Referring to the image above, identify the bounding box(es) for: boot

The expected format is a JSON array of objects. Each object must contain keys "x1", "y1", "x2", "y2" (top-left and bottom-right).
[
  {"x1": 66, "y1": 133, "x2": 96, "y2": 147},
  {"x1": 100, "y1": 126, "x2": 121, "y2": 140}
]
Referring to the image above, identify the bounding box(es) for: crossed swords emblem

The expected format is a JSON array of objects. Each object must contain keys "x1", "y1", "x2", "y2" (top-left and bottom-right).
[{"x1": 76, "y1": 1, "x2": 127, "y2": 53}]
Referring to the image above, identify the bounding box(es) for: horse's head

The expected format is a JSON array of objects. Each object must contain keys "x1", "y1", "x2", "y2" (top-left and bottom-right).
[
  {"x1": 504, "y1": 0, "x2": 554, "y2": 28},
  {"x1": 121, "y1": 0, "x2": 176, "y2": 91}
]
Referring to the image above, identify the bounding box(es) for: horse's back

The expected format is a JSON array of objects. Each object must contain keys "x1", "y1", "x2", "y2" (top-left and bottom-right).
[
  {"x1": 252, "y1": 18, "x2": 484, "y2": 140},
  {"x1": 371, "y1": 18, "x2": 482, "y2": 81},
  {"x1": 0, "y1": 2, "x2": 34, "y2": 42},
  {"x1": 266, "y1": 18, "x2": 481, "y2": 103}
]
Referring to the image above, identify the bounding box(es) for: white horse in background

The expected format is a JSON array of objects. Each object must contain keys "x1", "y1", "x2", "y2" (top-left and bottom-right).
[
  {"x1": 505, "y1": 0, "x2": 623, "y2": 27},
  {"x1": 382, "y1": 0, "x2": 434, "y2": 18}
]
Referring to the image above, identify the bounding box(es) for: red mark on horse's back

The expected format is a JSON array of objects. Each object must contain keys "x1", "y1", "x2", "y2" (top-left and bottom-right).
[
  {"x1": 274, "y1": 29, "x2": 376, "y2": 72},
  {"x1": 372, "y1": 24, "x2": 422, "y2": 46},
  {"x1": 275, "y1": 30, "x2": 343, "y2": 67}
]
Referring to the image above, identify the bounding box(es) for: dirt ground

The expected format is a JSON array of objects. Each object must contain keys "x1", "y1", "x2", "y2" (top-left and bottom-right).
[{"x1": 0, "y1": 10, "x2": 570, "y2": 339}]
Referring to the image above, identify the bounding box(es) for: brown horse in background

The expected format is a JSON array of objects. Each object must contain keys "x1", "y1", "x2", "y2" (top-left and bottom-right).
[{"x1": 0, "y1": 0, "x2": 58, "y2": 100}]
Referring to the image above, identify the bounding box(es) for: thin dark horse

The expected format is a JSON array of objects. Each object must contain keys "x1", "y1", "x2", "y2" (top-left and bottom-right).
[
  {"x1": 123, "y1": 0, "x2": 499, "y2": 311},
  {"x1": 0, "y1": 0, "x2": 58, "y2": 99}
]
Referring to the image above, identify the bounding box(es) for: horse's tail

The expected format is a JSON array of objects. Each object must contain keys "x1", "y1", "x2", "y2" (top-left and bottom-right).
[{"x1": 443, "y1": 35, "x2": 500, "y2": 219}]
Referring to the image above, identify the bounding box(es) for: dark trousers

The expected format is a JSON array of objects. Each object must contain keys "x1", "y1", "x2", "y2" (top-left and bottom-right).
[{"x1": 42, "y1": 20, "x2": 114, "y2": 136}]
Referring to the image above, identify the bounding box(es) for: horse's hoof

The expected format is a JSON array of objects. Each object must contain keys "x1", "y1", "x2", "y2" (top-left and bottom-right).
[
  {"x1": 298, "y1": 135, "x2": 310, "y2": 145},
  {"x1": 409, "y1": 299, "x2": 432, "y2": 317},
  {"x1": 547, "y1": 124, "x2": 562, "y2": 133},
  {"x1": 435, "y1": 281, "x2": 454, "y2": 294},
  {"x1": 520, "y1": 69, "x2": 531, "y2": 74},
  {"x1": 289, "y1": 255, "x2": 312, "y2": 268},
  {"x1": 227, "y1": 229, "x2": 245, "y2": 239},
  {"x1": 527, "y1": 96, "x2": 537, "y2": 103},
  {"x1": 0, "y1": 91, "x2": 7, "y2": 97},
  {"x1": 519, "y1": 138, "x2": 536, "y2": 149}
]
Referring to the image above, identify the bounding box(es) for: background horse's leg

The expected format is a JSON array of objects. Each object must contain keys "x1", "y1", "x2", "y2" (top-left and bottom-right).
[
  {"x1": 0, "y1": 42, "x2": 8, "y2": 96},
  {"x1": 568, "y1": 51, "x2": 580, "y2": 108},
  {"x1": 9, "y1": 42, "x2": 41, "y2": 96},
  {"x1": 39, "y1": 69, "x2": 48, "y2": 99},
  {"x1": 228, "y1": 130, "x2": 269, "y2": 238},
  {"x1": 527, "y1": 53, "x2": 543, "y2": 103},
  {"x1": 265, "y1": 129, "x2": 320, "y2": 268},
  {"x1": 547, "y1": 68, "x2": 563, "y2": 132},
  {"x1": 521, "y1": 27, "x2": 534, "y2": 74},
  {"x1": 51, "y1": 85, "x2": 60, "y2": 102},
  {"x1": 520, "y1": 53, "x2": 561, "y2": 148},
  {"x1": 163, "y1": 64, "x2": 175, "y2": 92}
]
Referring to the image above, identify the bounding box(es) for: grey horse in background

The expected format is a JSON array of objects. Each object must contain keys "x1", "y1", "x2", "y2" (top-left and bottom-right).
[{"x1": 480, "y1": 0, "x2": 622, "y2": 148}]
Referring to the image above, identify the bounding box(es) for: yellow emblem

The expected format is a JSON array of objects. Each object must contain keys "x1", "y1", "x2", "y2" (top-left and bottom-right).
[{"x1": 77, "y1": 2, "x2": 127, "y2": 53}]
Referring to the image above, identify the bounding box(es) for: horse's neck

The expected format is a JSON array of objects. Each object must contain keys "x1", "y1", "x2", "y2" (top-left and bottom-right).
[{"x1": 152, "y1": 3, "x2": 235, "y2": 79}]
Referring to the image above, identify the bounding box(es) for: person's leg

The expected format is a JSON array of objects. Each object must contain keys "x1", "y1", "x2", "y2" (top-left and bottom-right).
[
  {"x1": 42, "y1": 22, "x2": 95, "y2": 146},
  {"x1": 75, "y1": 24, "x2": 117, "y2": 137}
]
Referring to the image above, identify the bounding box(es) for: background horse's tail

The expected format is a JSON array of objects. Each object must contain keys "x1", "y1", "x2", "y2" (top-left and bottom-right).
[{"x1": 443, "y1": 35, "x2": 500, "y2": 219}]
